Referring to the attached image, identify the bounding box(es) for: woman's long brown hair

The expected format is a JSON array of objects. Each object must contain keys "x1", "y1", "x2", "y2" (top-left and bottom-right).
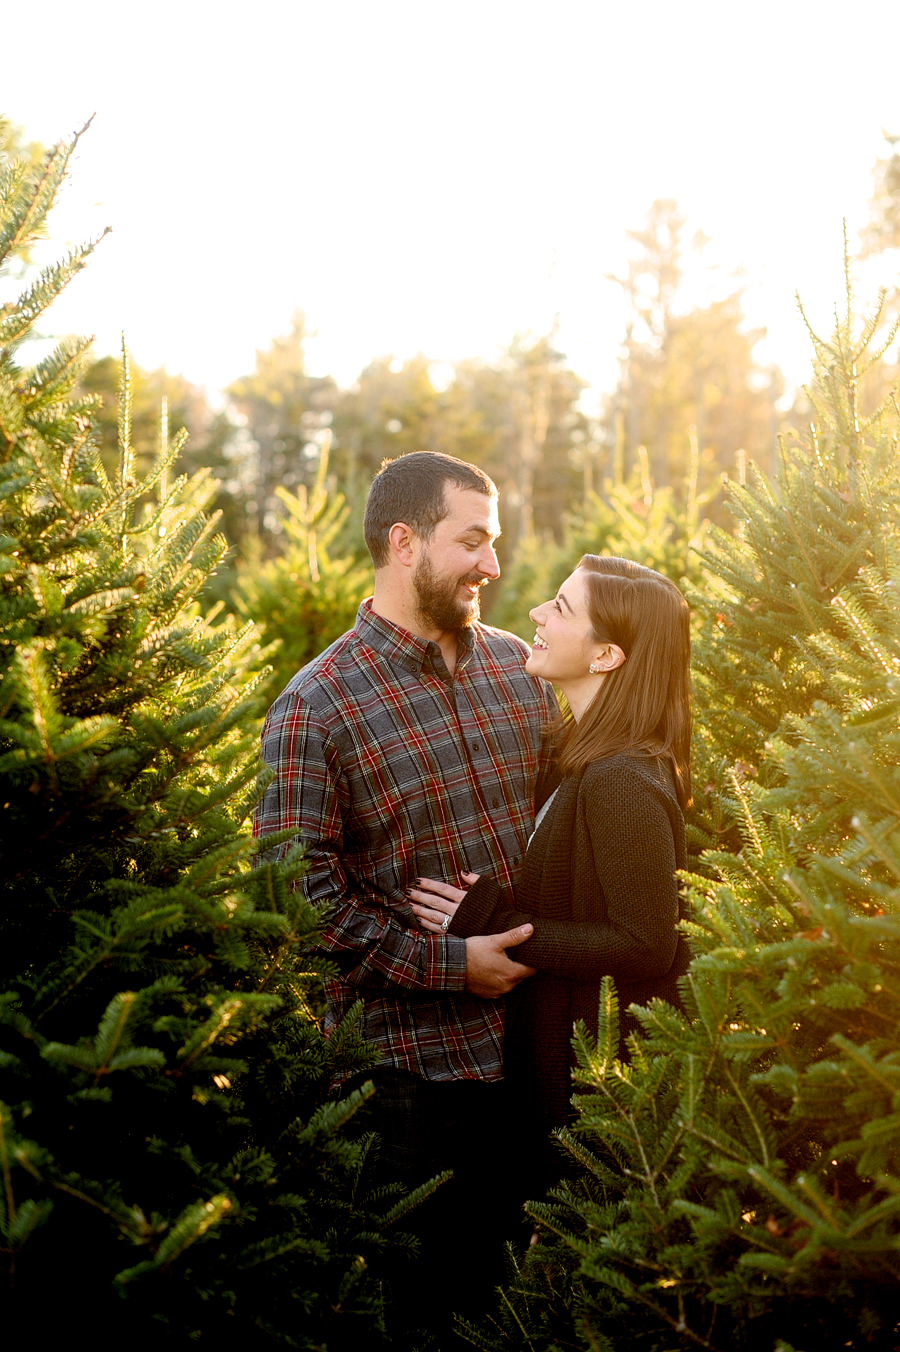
[{"x1": 556, "y1": 554, "x2": 692, "y2": 810}]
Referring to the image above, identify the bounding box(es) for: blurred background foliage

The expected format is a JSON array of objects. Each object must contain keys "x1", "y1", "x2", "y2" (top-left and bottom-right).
[
  {"x1": 71, "y1": 192, "x2": 804, "y2": 667},
  {"x1": 7, "y1": 118, "x2": 900, "y2": 677},
  {"x1": 27, "y1": 127, "x2": 889, "y2": 685}
]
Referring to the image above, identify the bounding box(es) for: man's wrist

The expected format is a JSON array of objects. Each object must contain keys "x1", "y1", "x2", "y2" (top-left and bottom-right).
[{"x1": 432, "y1": 931, "x2": 468, "y2": 991}]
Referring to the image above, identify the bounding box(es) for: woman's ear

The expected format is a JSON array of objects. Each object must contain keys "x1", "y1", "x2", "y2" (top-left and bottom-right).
[{"x1": 592, "y1": 643, "x2": 626, "y2": 672}]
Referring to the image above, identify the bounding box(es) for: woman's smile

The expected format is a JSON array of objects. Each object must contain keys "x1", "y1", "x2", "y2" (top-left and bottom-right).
[{"x1": 524, "y1": 568, "x2": 596, "y2": 700}]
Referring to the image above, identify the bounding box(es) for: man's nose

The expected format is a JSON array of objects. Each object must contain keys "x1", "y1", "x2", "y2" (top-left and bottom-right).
[{"x1": 478, "y1": 544, "x2": 500, "y2": 579}]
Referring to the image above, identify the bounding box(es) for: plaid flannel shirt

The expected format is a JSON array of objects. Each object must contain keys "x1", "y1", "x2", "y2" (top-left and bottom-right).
[{"x1": 253, "y1": 599, "x2": 557, "y2": 1083}]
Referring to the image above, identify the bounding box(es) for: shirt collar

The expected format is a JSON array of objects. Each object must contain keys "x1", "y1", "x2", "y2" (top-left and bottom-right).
[{"x1": 355, "y1": 599, "x2": 476, "y2": 678}]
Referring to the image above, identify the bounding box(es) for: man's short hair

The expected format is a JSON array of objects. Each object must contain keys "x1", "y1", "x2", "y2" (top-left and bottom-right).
[{"x1": 363, "y1": 451, "x2": 497, "y2": 569}]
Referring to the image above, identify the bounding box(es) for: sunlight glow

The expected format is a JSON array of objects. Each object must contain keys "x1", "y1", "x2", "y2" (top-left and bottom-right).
[{"x1": 5, "y1": 0, "x2": 900, "y2": 403}]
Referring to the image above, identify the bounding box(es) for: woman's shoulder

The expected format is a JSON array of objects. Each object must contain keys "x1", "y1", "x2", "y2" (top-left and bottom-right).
[
  {"x1": 580, "y1": 753, "x2": 677, "y2": 803},
  {"x1": 577, "y1": 755, "x2": 686, "y2": 865}
]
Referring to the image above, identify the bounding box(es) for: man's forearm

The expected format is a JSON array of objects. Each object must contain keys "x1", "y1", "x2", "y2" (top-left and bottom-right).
[{"x1": 316, "y1": 895, "x2": 469, "y2": 994}]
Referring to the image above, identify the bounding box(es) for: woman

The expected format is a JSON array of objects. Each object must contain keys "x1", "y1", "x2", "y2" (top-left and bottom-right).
[{"x1": 409, "y1": 554, "x2": 692, "y2": 1184}]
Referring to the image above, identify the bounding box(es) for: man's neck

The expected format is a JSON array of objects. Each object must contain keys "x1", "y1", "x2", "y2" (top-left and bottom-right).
[{"x1": 370, "y1": 584, "x2": 460, "y2": 676}]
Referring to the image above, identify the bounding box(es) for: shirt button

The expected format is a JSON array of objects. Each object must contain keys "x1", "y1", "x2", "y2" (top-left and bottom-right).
[
  {"x1": 471, "y1": 741, "x2": 479, "y2": 752},
  {"x1": 512, "y1": 856, "x2": 520, "y2": 865},
  {"x1": 492, "y1": 798, "x2": 499, "y2": 809}
]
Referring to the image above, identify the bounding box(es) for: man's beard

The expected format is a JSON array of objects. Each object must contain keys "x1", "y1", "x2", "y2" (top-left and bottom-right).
[{"x1": 413, "y1": 551, "x2": 485, "y2": 632}]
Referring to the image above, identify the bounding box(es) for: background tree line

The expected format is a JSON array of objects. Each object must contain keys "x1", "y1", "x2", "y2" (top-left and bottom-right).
[
  {"x1": 63, "y1": 187, "x2": 801, "y2": 704},
  {"x1": 67, "y1": 140, "x2": 900, "y2": 700},
  {"x1": 73, "y1": 196, "x2": 783, "y2": 595}
]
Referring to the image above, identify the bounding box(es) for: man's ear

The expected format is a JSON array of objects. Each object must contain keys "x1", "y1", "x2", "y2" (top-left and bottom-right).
[{"x1": 387, "y1": 521, "x2": 417, "y2": 567}]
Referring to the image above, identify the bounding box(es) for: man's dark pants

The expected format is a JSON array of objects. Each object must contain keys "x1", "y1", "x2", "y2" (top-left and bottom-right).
[{"x1": 345, "y1": 1066, "x2": 524, "y2": 1334}]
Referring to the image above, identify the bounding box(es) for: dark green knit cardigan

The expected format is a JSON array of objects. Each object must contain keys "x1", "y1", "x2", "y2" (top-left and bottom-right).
[{"x1": 448, "y1": 752, "x2": 690, "y2": 1157}]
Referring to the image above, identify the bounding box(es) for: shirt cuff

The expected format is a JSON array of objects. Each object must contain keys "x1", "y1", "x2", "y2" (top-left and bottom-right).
[{"x1": 434, "y1": 933, "x2": 468, "y2": 990}]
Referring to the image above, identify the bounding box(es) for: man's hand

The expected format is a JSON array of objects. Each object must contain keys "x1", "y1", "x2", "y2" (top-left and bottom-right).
[{"x1": 464, "y1": 926, "x2": 536, "y2": 998}]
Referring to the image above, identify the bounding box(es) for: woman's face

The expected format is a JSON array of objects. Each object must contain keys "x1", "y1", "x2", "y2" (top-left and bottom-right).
[
  {"x1": 526, "y1": 568, "x2": 626, "y2": 720},
  {"x1": 525, "y1": 569, "x2": 597, "y2": 707}
]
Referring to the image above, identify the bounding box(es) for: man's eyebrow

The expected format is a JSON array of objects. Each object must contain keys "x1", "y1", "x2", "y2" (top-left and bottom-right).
[
  {"x1": 557, "y1": 589, "x2": 574, "y2": 614},
  {"x1": 459, "y1": 523, "x2": 502, "y2": 539}
]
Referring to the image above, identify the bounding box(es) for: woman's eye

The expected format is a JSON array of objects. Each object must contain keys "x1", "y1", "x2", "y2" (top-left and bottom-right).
[{"x1": 554, "y1": 599, "x2": 562, "y2": 613}]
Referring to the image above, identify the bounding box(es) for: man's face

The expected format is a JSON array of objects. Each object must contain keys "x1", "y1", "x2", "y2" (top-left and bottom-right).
[{"x1": 412, "y1": 486, "x2": 501, "y2": 632}]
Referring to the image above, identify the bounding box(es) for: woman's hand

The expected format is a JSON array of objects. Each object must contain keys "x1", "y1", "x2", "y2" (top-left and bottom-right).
[{"x1": 408, "y1": 872, "x2": 479, "y2": 933}]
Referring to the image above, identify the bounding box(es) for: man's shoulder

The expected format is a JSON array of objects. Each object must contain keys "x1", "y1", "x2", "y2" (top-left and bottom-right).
[
  {"x1": 472, "y1": 621, "x2": 531, "y2": 659},
  {"x1": 281, "y1": 628, "x2": 361, "y2": 694},
  {"x1": 471, "y1": 623, "x2": 555, "y2": 708},
  {"x1": 268, "y1": 627, "x2": 369, "y2": 724}
]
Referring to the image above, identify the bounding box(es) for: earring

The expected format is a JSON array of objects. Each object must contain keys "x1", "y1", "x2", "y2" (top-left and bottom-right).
[{"x1": 589, "y1": 660, "x2": 601, "y2": 674}]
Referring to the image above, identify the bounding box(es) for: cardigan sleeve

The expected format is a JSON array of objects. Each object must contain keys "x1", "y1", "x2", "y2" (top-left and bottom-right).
[
  {"x1": 446, "y1": 874, "x2": 504, "y2": 939},
  {"x1": 479, "y1": 759, "x2": 681, "y2": 982}
]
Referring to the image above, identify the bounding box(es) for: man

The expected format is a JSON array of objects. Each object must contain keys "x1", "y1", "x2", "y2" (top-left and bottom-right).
[{"x1": 253, "y1": 451, "x2": 557, "y2": 1316}]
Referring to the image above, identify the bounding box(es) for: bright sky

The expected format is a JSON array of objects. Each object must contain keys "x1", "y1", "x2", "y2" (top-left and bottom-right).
[{"x1": 7, "y1": 0, "x2": 900, "y2": 407}]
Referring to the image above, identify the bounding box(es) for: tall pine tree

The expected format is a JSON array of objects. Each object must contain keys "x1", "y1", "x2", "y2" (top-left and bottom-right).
[
  {"x1": 0, "y1": 123, "x2": 418, "y2": 1345},
  {"x1": 232, "y1": 432, "x2": 372, "y2": 705},
  {"x1": 462, "y1": 260, "x2": 900, "y2": 1352}
]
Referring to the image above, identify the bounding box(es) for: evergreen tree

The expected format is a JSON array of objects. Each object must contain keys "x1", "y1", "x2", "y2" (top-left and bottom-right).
[
  {"x1": 604, "y1": 199, "x2": 782, "y2": 504},
  {"x1": 487, "y1": 438, "x2": 712, "y2": 646},
  {"x1": 78, "y1": 353, "x2": 246, "y2": 564},
  {"x1": 228, "y1": 313, "x2": 338, "y2": 553},
  {"x1": 0, "y1": 124, "x2": 418, "y2": 1345},
  {"x1": 233, "y1": 432, "x2": 373, "y2": 704},
  {"x1": 0, "y1": 115, "x2": 46, "y2": 267},
  {"x1": 687, "y1": 260, "x2": 900, "y2": 854},
  {"x1": 462, "y1": 264, "x2": 900, "y2": 1351}
]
